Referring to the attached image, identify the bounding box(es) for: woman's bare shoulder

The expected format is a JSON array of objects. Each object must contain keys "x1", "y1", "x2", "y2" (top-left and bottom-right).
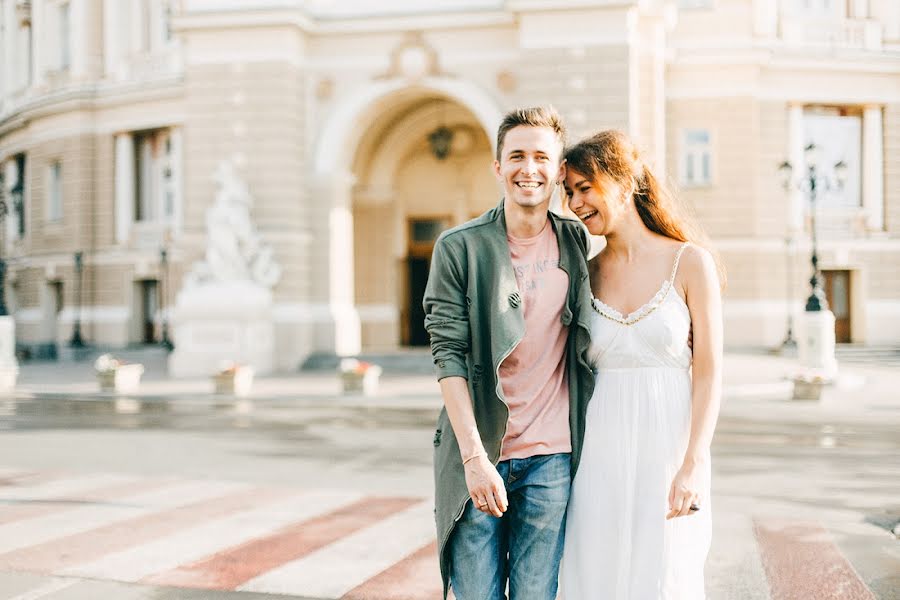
[{"x1": 679, "y1": 243, "x2": 719, "y2": 289}]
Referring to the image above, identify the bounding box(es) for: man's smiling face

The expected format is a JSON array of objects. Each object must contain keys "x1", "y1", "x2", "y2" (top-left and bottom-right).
[{"x1": 494, "y1": 125, "x2": 565, "y2": 210}]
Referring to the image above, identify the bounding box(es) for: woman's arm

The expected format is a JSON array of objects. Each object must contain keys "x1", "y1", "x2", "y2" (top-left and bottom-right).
[{"x1": 667, "y1": 244, "x2": 723, "y2": 519}]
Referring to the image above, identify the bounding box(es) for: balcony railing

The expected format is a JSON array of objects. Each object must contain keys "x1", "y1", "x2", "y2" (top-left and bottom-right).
[{"x1": 780, "y1": 17, "x2": 883, "y2": 51}]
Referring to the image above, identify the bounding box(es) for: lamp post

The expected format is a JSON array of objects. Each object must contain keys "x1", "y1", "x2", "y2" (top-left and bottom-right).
[
  {"x1": 778, "y1": 234, "x2": 797, "y2": 351},
  {"x1": 159, "y1": 247, "x2": 173, "y2": 351},
  {"x1": 69, "y1": 250, "x2": 85, "y2": 348},
  {"x1": 778, "y1": 143, "x2": 848, "y2": 312},
  {"x1": 778, "y1": 142, "x2": 847, "y2": 376}
]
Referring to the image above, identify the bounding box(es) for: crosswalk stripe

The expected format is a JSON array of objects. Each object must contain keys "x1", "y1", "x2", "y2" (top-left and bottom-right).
[
  {"x1": 753, "y1": 518, "x2": 875, "y2": 600},
  {"x1": 341, "y1": 541, "x2": 442, "y2": 600},
  {"x1": 238, "y1": 500, "x2": 436, "y2": 598},
  {"x1": 0, "y1": 485, "x2": 287, "y2": 572},
  {"x1": 0, "y1": 476, "x2": 174, "y2": 526},
  {"x1": 0, "y1": 472, "x2": 138, "y2": 503},
  {"x1": 65, "y1": 489, "x2": 363, "y2": 583},
  {"x1": 146, "y1": 496, "x2": 420, "y2": 591},
  {"x1": 0, "y1": 479, "x2": 247, "y2": 555},
  {"x1": 5, "y1": 577, "x2": 80, "y2": 600},
  {"x1": 0, "y1": 467, "x2": 38, "y2": 479}
]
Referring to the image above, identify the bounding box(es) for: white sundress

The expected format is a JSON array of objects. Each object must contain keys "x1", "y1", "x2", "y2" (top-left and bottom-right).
[{"x1": 560, "y1": 242, "x2": 712, "y2": 600}]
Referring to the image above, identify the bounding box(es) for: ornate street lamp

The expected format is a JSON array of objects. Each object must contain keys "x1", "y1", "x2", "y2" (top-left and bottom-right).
[
  {"x1": 69, "y1": 250, "x2": 85, "y2": 348},
  {"x1": 778, "y1": 143, "x2": 848, "y2": 313},
  {"x1": 159, "y1": 246, "x2": 173, "y2": 351},
  {"x1": 427, "y1": 125, "x2": 454, "y2": 160}
]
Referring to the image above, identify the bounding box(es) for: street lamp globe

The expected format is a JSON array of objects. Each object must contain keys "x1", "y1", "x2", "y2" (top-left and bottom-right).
[
  {"x1": 777, "y1": 160, "x2": 793, "y2": 190},
  {"x1": 803, "y1": 142, "x2": 820, "y2": 170},
  {"x1": 833, "y1": 160, "x2": 848, "y2": 188}
]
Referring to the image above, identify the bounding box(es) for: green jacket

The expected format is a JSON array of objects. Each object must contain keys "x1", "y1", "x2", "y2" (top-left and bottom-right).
[{"x1": 423, "y1": 200, "x2": 596, "y2": 597}]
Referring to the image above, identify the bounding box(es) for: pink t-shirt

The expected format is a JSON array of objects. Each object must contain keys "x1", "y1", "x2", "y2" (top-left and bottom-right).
[{"x1": 499, "y1": 220, "x2": 571, "y2": 461}]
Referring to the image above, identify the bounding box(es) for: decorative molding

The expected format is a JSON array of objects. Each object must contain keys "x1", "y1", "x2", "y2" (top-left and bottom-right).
[
  {"x1": 496, "y1": 71, "x2": 517, "y2": 94},
  {"x1": 379, "y1": 32, "x2": 443, "y2": 81}
]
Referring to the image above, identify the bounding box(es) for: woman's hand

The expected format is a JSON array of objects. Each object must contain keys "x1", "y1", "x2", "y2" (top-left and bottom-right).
[
  {"x1": 666, "y1": 458, "x2": 707, "y2": 520},
  {"x1": 464, "y1": 454, "x2": 508, "y2": 518}
]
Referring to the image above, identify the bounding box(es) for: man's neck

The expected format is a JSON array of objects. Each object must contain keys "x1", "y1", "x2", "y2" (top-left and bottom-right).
[{"x1": 504, "y1": 201, "x2": 550, "y2": 238}]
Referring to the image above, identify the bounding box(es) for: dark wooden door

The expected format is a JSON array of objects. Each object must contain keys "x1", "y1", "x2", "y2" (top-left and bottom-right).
[
  {"x1": 404, "y1": 218, "x2": 449, "y2": 346},
  {"x1": 407, "y1": 256, "x2": 431, "y2": 347},
  {"x1": 823, "y1": 270, "x2": 851, "y2": 343},
  {"x1": 141, "y1": 280, "x2": 159, "y2": 344}
]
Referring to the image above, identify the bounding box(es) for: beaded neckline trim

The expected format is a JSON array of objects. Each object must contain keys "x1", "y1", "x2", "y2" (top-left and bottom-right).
[{"x1": 590, "y1": 243, "x2": 689, "y2": 326}]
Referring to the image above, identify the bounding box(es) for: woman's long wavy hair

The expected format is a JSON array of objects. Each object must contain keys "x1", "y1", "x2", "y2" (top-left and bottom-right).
[{"x1": 565, "y1": 130, "x2": 726, "y2": 287}]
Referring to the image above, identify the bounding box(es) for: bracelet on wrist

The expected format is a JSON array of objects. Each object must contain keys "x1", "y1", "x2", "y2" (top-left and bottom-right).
[{"x1": 462, "y1": 452, "x2": 487, "y2": 465}]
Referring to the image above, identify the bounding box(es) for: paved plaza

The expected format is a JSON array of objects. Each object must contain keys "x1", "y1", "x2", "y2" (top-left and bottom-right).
[{"x1": 0, "y1": 348, "x2": 897, "y2": 599}]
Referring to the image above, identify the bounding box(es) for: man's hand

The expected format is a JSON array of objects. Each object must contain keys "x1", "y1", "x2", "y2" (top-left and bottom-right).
[{"x1": 464, "y1": 455, "x2": 508, "y2": 517}]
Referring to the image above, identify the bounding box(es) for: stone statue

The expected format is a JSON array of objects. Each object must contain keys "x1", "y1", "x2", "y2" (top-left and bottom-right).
[{"x1": 185, "y1": 161, "x2": 282, "y2": 289}]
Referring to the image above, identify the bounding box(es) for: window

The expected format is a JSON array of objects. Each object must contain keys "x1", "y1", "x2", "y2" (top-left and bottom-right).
[
  {"x1": 46, "y1": 161, "x2": 63, "y2": 222},
  {"x1": 163, "y1": 0, "x2": 173, "y2": 42},
  {"x1": 795, "y1": 0, "x2": 834, "y2": 15},
  {"x1": 134, "y1": 128, "x2": 175, "y2": 223},
  {"x1": 680, "y1": 129, "x2": 712, "y2": 187},
  {"x1": 58, "y1": 1, "x2": 70, "y2": 70},
  {"x1": 11, "y1": 153, "x2": 26, "y2": 238},
  {"x1": 135, "y1": 131, "x2": 155, "y2": 221},
  {"x1": 803, "y1": 107, "x2": 861, "y2": 208}
]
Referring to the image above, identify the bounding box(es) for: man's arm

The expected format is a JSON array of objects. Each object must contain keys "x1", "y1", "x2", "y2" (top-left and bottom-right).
[{"x1": 424, "y1": 237, "x2": 508, "y2": 517}]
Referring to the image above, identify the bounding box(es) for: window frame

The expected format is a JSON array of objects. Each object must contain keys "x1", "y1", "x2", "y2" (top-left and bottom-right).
[
  {"x1": 679, "y1": 128, "x2": 714, "y2": 188},
  {"x1": 46, "y1": 159, "x2": 63, "y2": 223}
]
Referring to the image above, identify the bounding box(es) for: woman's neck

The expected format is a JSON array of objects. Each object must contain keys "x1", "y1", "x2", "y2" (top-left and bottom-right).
[{"x1": 604, "y1": 209, "x2": 655, "y2": 262}]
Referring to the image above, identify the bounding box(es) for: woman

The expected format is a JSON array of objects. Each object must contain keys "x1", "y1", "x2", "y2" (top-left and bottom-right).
[{"x1": 559, "y1": 130, "x2": 723, "y2": 599}]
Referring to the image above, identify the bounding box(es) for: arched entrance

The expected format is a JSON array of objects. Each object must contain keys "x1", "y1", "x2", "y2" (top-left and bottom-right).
[
  {"x1": 309, "y1": 79, "x2": 502, "y2": 356},
  {"x1": 351, "y1": 97, "x2": 496, "y2": 350}
]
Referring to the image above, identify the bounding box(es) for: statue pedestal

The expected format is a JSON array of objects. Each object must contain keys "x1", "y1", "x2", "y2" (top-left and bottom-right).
[
  {"x1": 796, "y1": 310, "x2": 838, "y2": 377},
  {"x1": 0, "y1": 316, "x2": 18, "y2": 393},
  {"x1": 168, "y1": 281, "x2": 275, "y2": 378}
]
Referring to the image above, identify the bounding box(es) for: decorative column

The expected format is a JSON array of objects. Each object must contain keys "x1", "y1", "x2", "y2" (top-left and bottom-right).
[
  {"x1": 311, "y1": 171, "x2": 361, "y2": 357},
  {"x1": 102, "y1": 0, "x2": 123, "y2": 77},
  {"x1": 69, "y1": 0, "x2": 87, "y2": 78},
  {"x1": 169, "y1": 127, "x2": 184, "y2": 235},
  {"x1": 849, "y1": 0, "x2": 868, "y2": 18},
  {"x1": 787, "y1": 103, "x2": 805, "y2": 232},
  {"x1": 114, "y1": 132, "x2": 135, "y2": 245},
  {"x1": 2, "y1": 2, "x2": 13, "y2": 91},
  {"x1": 129, "y1": 0, "x2": 144, "y2": 54},
  {"x1": 752, "y1": 0, "x2": 778, "y2": 38},
  {"x1": 862, "y1": 105, "x2": 884, "y2": 232},
  {"x1": 29, "y1": 0, "x2": 44, "y2": 87}
]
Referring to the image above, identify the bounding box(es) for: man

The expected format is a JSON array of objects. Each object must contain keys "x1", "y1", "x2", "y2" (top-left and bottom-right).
[{"x1": 424, "y1": 106, "x2": 595, "y2": 599}]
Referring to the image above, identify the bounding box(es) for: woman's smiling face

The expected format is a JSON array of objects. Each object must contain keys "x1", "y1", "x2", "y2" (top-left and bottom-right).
[{"x1": 564, "y1": 170, "x2": 629, "y2": 236}]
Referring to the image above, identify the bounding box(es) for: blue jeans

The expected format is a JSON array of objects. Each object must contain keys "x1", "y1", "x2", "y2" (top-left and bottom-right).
[{"x1": 448, "y1": 453, "x2": 571, "y2": 600}]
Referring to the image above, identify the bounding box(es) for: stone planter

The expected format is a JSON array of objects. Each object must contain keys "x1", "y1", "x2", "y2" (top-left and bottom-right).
[
  {"x1": 212, "y1": 366, "x2": 255, "y2": 397},
  {"x1": 792, "y1": 378, "x2": 826, "y2": 401},
  {"x1": 97, "y1": 364, "x2": 144, "y2": 394},
  {"x1": 341, "y1": 368, "x2": 381, "y2": 397}
]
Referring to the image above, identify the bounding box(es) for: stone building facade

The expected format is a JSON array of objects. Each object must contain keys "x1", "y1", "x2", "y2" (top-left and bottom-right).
[{"x1": 0, "y1": 0, "x2": 898, "y2": 369}]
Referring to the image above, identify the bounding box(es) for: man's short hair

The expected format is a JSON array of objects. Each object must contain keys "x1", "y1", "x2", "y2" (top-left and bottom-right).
[{"x1": 495, "y1": 106, "x2": 567, "y2": 161}]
